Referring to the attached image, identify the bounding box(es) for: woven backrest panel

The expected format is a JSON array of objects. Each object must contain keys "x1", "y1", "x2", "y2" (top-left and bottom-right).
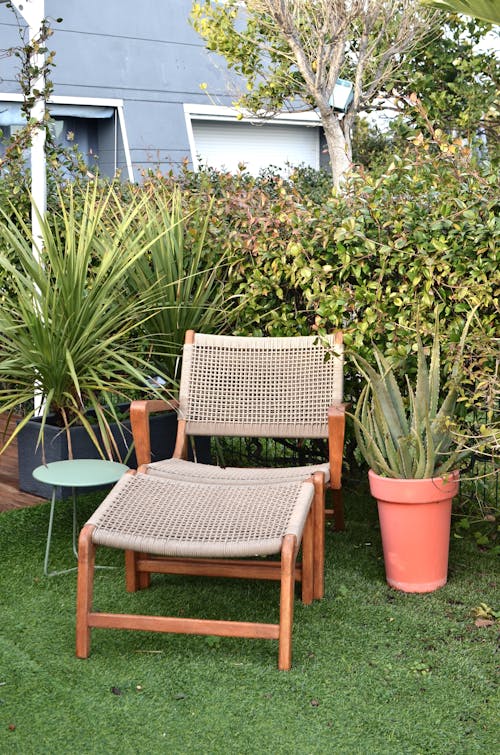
[{"x1": 179, "y1": 333, "x2": 343, "y2": 438}]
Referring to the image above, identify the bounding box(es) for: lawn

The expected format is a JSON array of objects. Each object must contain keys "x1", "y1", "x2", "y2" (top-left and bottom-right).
[{"x1": 0, "y1": 481, "x2": 498, "y2": 754}]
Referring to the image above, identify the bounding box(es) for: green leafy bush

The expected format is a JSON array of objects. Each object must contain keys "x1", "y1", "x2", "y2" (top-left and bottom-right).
[
  {"x1": 161, "y1": 147, "x2": 498, "y2": 483},
  {"x1": 169, "y1": 145, "x2": 498, "y2": 390}
]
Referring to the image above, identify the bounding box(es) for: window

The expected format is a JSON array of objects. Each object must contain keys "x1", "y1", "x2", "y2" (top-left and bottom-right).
[
  {"x1": 0, "y1": 95, "x2": 133, "y2": 180},
  {"x1": 184, "y1": 104, "x2": 321, "y2": 176}
]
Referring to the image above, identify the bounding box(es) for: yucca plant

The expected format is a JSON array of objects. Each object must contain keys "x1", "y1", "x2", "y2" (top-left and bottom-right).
[
  {"x1": 121, "y1": 185, "x2": 232, "y2": 378},
  {"x1": 0, "y1": 181, "x2": 178, "y2": 460},
  {"x1": 351, "y1": 314, "x2": 474, "y2": 479}
]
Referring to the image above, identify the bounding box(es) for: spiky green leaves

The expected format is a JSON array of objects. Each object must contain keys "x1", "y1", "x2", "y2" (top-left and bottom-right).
[
  {"x1": 0, "y1": 182, "x2": 179, "y2": 459},
  {"x1": 422, "y1": 1, "x2": 500, "y2": 24},
  {"x1": 351, "y1": 313, "x2": 475, "y2": 478},
  {"x1": 121, "y1": 186, "x2": 231, "y2": 379}
]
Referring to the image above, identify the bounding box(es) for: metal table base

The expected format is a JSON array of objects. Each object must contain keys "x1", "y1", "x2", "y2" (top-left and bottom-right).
[{"x1": 33, "y1": 459, "x2": 129, "y2": 577}]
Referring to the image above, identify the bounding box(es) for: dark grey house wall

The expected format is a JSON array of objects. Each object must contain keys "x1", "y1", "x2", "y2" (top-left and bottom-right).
[{"x1": 0, "y1": 0, "x2": 237, "y2": 180}]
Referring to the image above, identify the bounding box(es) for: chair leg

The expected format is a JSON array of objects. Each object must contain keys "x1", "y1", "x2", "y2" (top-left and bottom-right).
[
  {"x1": 125, "y1": 550, "x2": 139, "y2": 592},
  {"x1": 312, "y1": 472, "x2": 325, "y2": 600},
  {"x1": 125, "y1": 550, "x2": 151, "y2": 592},
  {"x1": 301, "y1": 506, "x2": 314, "y2": 605},
  {"x1": 76, "y1": 524, "x2": 96, "y2": 659},
  {"x1": 278, "y1": 534, "x2": 297, "y2": 671}
]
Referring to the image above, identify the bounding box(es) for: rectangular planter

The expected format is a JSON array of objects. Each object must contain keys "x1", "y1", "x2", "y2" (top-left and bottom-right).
[{"x1": 18, "y1": 407, "x2": 210, "y2": 499}]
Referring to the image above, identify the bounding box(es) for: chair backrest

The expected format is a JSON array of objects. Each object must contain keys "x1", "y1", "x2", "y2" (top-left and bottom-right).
[{"x1": 178, "y1": 331, "x2": 343, "y2": 439}]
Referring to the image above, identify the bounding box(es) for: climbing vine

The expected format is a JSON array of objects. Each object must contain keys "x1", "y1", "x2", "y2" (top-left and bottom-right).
[{"x1": 0, "y1": 6, "x2": 86, "y2": 182}]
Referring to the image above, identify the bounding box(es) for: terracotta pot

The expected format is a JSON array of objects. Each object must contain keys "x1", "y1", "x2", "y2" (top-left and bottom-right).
[{"x1": 368, "y1": 469, "x2": 460, "y2": 593}]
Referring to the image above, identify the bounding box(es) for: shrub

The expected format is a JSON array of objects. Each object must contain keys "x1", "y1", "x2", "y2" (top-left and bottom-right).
[
  {"x1": 153, "y1": 145, "x2": 499, "y2": 477},
  {"x1": 2, "y1": 142, "x2": 497, "y2": 481},
  {"x1": 182, "y1": 147, "x2": 497, "y2": 372}
]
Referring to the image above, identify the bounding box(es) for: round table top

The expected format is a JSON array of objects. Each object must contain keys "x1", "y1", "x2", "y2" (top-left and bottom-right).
[{"x1": 32, "y1": 459, "x2": 129, "y2": 487}]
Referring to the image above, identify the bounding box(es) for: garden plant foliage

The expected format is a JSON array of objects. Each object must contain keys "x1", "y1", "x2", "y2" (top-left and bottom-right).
[
  {"x1": 1, "y1": 135, "x2": 497, "y2": 373},
  {"x1": 194, "y1": 149, "x2": 497, "y2": 355},
  {"x1": 164, "y1": 140, "x2": 498, "y2": 409},
  {"x1": 0, "y1": 132, "x2": 497, "y2": 481}
]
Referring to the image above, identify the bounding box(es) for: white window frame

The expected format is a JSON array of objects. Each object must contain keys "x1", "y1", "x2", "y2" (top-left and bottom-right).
[
  {"x1": 0, "y1": 93, "x2": 133, "y2": 181},
  {"x1": 183, "y1": 103, "x2": 321, "y2": 172}
]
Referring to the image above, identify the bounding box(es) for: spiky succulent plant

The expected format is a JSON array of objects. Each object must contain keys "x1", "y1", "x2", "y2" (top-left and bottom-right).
[{"x1": 352, "y1": 317, "x2": 473, "y2": 479}]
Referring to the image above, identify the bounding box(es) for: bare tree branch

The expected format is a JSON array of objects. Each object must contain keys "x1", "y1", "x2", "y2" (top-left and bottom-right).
[{"x1": 192, "y1": 0, "x2": 442, "y2": 185}]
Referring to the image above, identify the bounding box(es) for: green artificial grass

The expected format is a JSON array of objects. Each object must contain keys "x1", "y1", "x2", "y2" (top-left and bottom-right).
[{"x1": 0, "y1": 482, "x2": 498, "y2": 754}]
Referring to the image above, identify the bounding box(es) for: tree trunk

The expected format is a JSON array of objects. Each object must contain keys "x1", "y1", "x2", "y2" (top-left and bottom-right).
[{"x1": 321, "y1": 111, "x2": 352, "y2": 189}]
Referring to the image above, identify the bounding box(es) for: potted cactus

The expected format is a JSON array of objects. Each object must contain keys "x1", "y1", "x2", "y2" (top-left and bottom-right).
[{"x1": 351, "y1": 315, "x2": 474, "y2": 593}]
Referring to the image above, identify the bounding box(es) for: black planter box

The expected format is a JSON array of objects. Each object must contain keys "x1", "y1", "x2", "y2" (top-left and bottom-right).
[{"x1": 18, "y1": 407, "x2": 210, "y2": 499}]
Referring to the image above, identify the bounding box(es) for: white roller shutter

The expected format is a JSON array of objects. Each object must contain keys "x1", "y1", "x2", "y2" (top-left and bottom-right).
[{"x1": 191, "y1": 120, "x2": 319, "y2": 176}]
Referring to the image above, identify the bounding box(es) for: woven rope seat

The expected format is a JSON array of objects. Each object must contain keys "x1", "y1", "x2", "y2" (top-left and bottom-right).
[
  {"x1": 146, "y1": 457, "x2": 331, "y2": 485},
  {"x1": 88, "y1": 472, "x2": 315, "y2": 559}
]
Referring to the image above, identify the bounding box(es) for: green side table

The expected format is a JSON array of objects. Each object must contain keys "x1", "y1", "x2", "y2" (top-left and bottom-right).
[{"x1": 33, "y1": 459, "x2": 128, "y2": 577}]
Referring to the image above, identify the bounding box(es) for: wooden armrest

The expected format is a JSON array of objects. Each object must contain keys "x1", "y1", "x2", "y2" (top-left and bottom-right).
[
  {"x1": 130, "y1": 399, "x2": 179, "y2": 467},
  {"x1": 327, "y1": 403, "x2": 347, "y2": 490}
]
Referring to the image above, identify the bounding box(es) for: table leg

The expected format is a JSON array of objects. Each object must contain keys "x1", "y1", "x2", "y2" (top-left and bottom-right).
[
  {"x1": 44, "y1": 487, "x2": 79, "y2": 577},
  {"x1": 72, "y1": 487, "x2": 78, "y2": 559},
  {"x1": 44, "y1": 486, "x2": 115, "y2": 576},
  {"x1": 43, "y1": 488, "x2": 57, "y2": 577}
]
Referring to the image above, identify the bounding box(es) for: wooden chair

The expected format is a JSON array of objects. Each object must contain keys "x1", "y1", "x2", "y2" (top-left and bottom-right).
[{"x1": 76, "y1": 331, "x2": 345, "y2": 669}]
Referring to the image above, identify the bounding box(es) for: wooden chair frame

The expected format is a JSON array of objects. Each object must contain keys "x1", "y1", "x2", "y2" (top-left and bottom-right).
[
  {"x1": 76, "y1": 470, "x2": 323, "y2": 670},
  {"x1": 76, "y1": 331, "x2": 345, "y2": 669}
]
